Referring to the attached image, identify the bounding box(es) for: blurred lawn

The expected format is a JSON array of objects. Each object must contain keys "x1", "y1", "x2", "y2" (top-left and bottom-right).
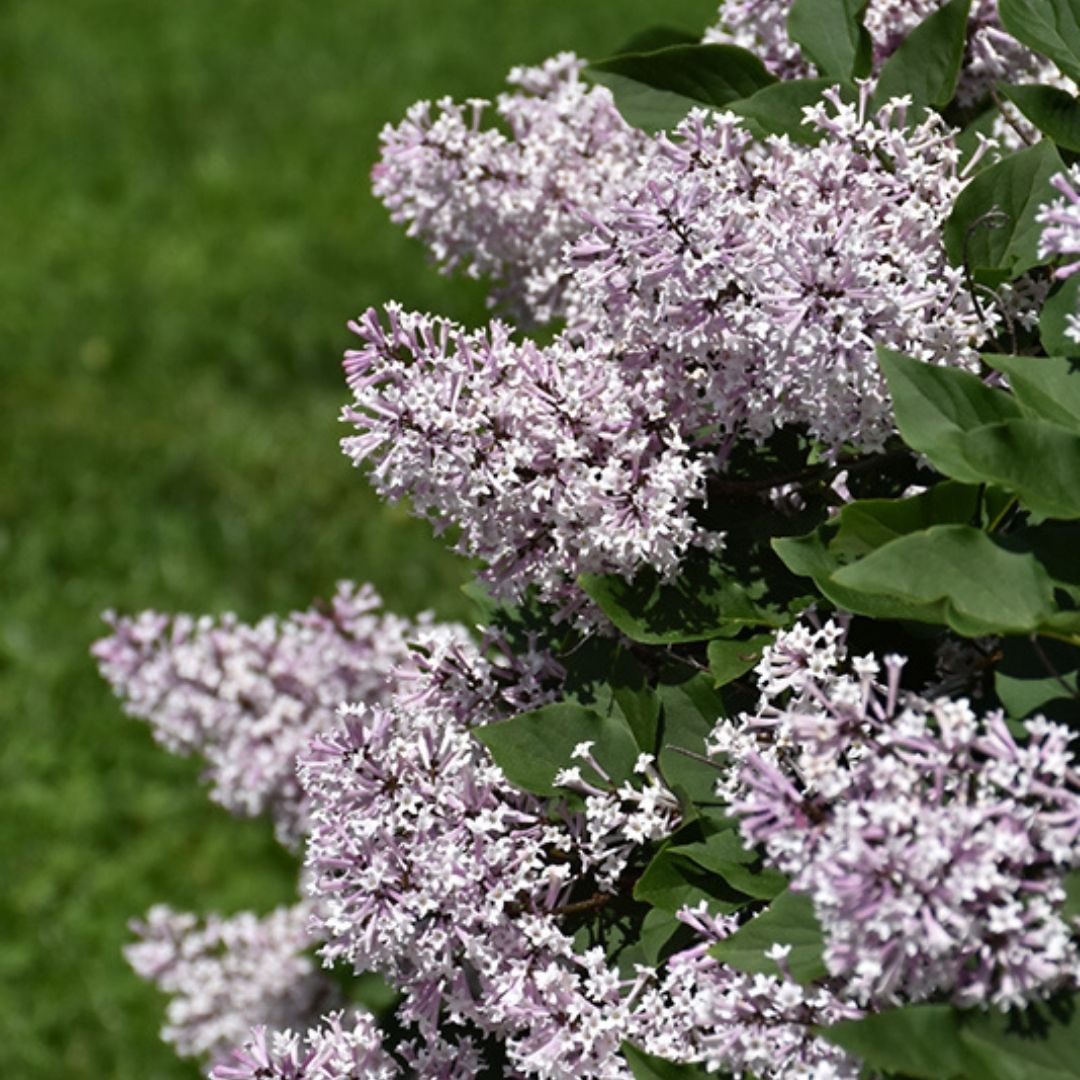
[{"x1": 0, "y1": 1, "x2": 716, "y2": 1076}]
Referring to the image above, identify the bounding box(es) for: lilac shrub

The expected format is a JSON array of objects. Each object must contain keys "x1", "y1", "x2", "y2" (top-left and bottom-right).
[{"x1": 99, "y1": 6, "x2": 1080, "y2": 1079}]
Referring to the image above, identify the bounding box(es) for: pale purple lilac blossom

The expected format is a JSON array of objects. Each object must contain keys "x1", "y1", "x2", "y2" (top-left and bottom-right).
[
  {"x1": 210, "y1": 1010, "x2": 397, "y2": 1080},
  {"x1": 710, "y1": 621, "x2": 1080, "y2": 1009},
  {"x1": 572, "y1": 90, "x2": 992, "y2": 453},
  {"x1": 373, "y1": 53, "x2": 654, "y2": 326},
  {"x1": 345, "y1": 92, "x2": 990, "y2": 616},
  {"x1": 340, "y1": 306, "x2": 721, "y2": 619},
  {"x1": 127, "y1": 903, "x2": 340, "y2": 1066},
  {"x1": 297, "y1": 634, "x2": 857, "y2": 1078},
  {"x1": 93, "y1": 582, "x2": 428, "y2": 844}
]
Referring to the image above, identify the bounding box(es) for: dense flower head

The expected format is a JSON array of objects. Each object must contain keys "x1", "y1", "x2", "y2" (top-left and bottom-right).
[
  {"x1": 655, "y1": 904, "x2": 862, "y2": 1079},
  {"x1": 705, "y1": 0, "x2": 1048, "y2": 105},
  {"x1": 711, "y1": 621, "x2": 1080, "y2": 1010},
  {"x1": 127, "y1": 903, "x2": 339, "y2": 1065},
  {"x1": 372, "y1": 53, "x2": 654, "y2": 325},
  {"x1": 209, "y1": 1010, "x2": 397, "y2": 1080},
  {"x1": 296, "y1": 632, "x2": 867, "y2": 1078},
  {"x1": 1039, "y1": 167, "x2": 1080, "y2": 270},
  {"x1": 92, "y1": 582, "x2": 430, "y2": 843},
  {"x1": 340, "y1": 305, "x2": 721, "y2": 617},
  {"x1": 1038, "y1": 167, "x2": 1080, "y2": 344},
  {"x1": 573, "y1": 90, "x2": 990, "y2": 453}
]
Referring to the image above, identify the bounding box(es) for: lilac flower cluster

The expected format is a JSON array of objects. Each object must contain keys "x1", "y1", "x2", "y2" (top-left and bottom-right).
[
  {"x1": 705, "y1": 0, "x2": 1048, "y2": 105},
  {"x1": 373, "y1": 53, "x2": 653, "y2": 325},
  {"x1": 296, "y1": 630, "x2": 864, "y2": 1078},
  {"x1": 573, "y1": 89, "x2": 988, "y2": 453},
  {"x1": 658, "y1": 904, "x2": 862, "y2": 1079},
  {"x1": 1038, "y1": 167, "x2": 1080, "y2": 343},
  {"x1": 345, "y1": 92, "x2": 988, "y2": 614},
  {"x1": 126, "y1": 903, "x2": 340, "y2": 1066},
  {"x1": 210, "y1": 1011, "x2": 397, "y2": 1080},
  {"x1": 92, "y1": 582, "x2": 424, "y2": 844},
  {"x1": 340, "y1": 305, "x2": 720, "y2": 617},
  {"x1": 711, "y1": 621, "x2": 1080, "y2": 1009}
]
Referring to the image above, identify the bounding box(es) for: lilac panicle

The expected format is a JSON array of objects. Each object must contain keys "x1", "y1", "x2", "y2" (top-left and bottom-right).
[
  {"x1": 373, "y1": 53, "x2": 653, "y2": 326},
  {"x1": 573, "y1": 90, "x2": 989, "y2": 454},
  {"x1": 209, "y1": 1010, "x2": 397, "y2": 1080},
  {"x1": 126, "y1": 903, "x2": 340, "y2": 1066},
  {"x1": 340, "y1": 306, "x2": 720, "y2": 618},
  {"x1": 92, "y1": 582, "x2": 432, "y2": 844},
  {"x1": 712, "y1": 621, "x2": 1080, "y2": 1010}
]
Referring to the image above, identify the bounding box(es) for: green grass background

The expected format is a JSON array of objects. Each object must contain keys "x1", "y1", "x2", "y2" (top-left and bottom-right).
[{"x1": 0, "y1": 1, "x2": 716, "y2": 1075}]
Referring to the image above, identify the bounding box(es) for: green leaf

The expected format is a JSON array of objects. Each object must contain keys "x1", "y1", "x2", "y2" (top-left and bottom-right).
[
  {"x1": 622, "y1": 1043, "x2": 711, "y2": 1080},
  {"x1": 1041, "y1": 276, "x2": 1080, "y2": 357},
  {"x1": 633, "y1": 847, "x2": 750, "y2": 914},
  {"x1": 823, "y1": 996, "x2": 1080, "y2": 1080},
  {"x1": 819, "y1": 1004, "x2": 970, "y2": 1080},
  {"x1": 673, "y1": 829, "x2": 787, "y2": 901},
  {"x1": 995, "y1": 631, "x2": 1080, "y2": 721},
  {"x1": 871, "y1": 0, "x2": 972, "y2": 112},
  {"x1": 707, "y1": 633, "x2": 773, "y2": 687},
  {"x1": 999, "y1": 0, "x2": 1080, "y2": 86},
  {"x1": 587, "y1": 44, "x2": 776, "y2": 132},
  {"x1": 638, "y1": 907, "x2": 693, "y2": 965},
  {"x1": 954, "y1": 418, "x2": 1080, "y2": 519},
  {"x1": 710, "y1": 889, "x2": 827, "y2": 983},
  {"x1": 878, "y1": 347, "x2": 1023, "y2": 481},
  {"x1": 959, "y1": 997, "x2": 1080, "y2": 1080},
  {"x1": 612, "y1": 682, "x2": 661, "y2": 758},
  {"x1": 943, "y1": 141, "x2": 1065, "y2": 283},
  {"x1": 787, "y1": 0, "x2": 871, "y2": 79},
  {"x1": 985, "y1": 354, "x2": 1080, "y2": 429},
  {"x1": 831, "y1": 524, "x2": 1058, "y2": 635},
  {"x1": 580, "y1": 549, "x2": 790, "y2": 645},
  {"x1": 656, "y1": 670, "x2": 726, "y2": 805},
  {"x1": 728, "y1": 78, "x2": 856, "y2": 144},
  {"x1": 773, "y1": 482, "x2": 988, "y2": 623},
  {"x1": 1000, "y1": 84, "x2": 1080, "y2": 152},
  {"x1": 474, "y1": 702, "x2": 640, "y2": 798}
]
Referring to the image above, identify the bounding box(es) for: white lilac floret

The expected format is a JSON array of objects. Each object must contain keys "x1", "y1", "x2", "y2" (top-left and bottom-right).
[
  {"x1": 127, "y1": 903, "x2": 339, "y2": 1066},
  {"x1": 711, "y1": 621, "x2": 1080, "y2": 1009},
  {"x1": 92, "y1": 582, "x2": 431, "y2": 844},
  {"x1": 373, "y1": 53, "x2": 654, "y2": 326}
]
